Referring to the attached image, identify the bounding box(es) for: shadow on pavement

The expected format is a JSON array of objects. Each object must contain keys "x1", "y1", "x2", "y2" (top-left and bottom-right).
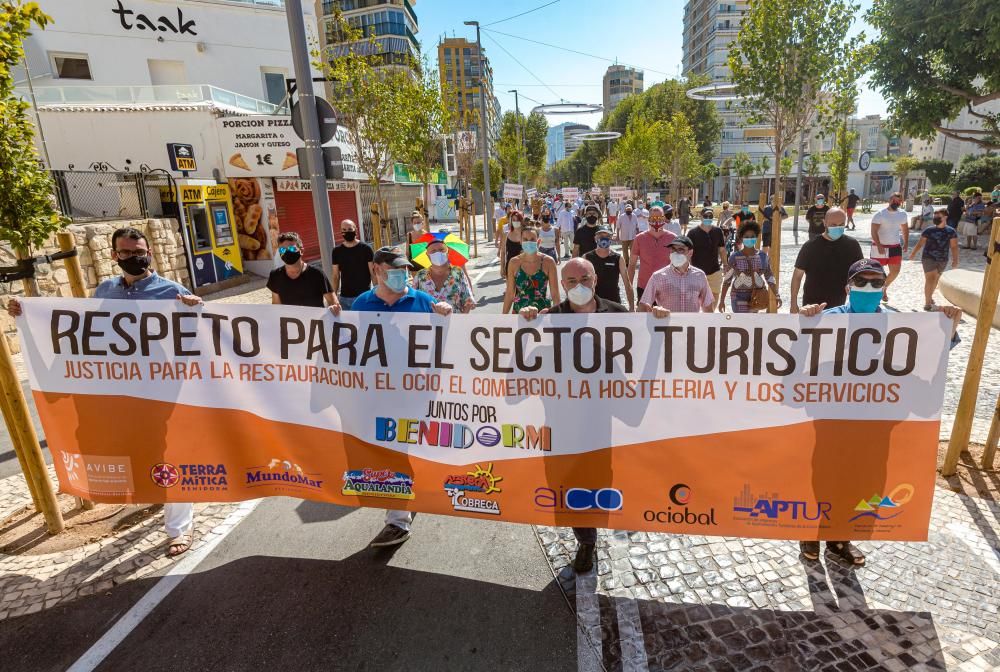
[{"x1": 293, "y1": 500, "x2": 357, "y2": 525}]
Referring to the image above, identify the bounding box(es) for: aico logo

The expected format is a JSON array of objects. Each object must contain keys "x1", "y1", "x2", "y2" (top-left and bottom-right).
[
  {"x1": 644, "y1": 483, "x2": 718, "y2": 526},
  {"x1": 246, "y1": 458, "x2": 323, "y2": 492},
  {"x1": 444, "y1": 463, "x2": 503, "y2": 515},
  {"x1": 534, "y1": 486, "x2": 623, "y2": 512},
  {"x1": 152, "y1": 463, "x2": 228, "y2": 492},
  {"x1": 732, "y1": 483, "x2": 831, "y2": 522},
  {"x1": 849, "y1": 483, "x2": 913, "y2": 522},
  {"x1": 342, "y1": 468, "x2": 414, "y2": 500}
]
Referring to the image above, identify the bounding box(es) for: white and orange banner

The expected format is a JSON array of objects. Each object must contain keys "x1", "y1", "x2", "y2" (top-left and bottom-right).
[{"x1": 17, "y1": 299, "x2": 952, "y2": 540}]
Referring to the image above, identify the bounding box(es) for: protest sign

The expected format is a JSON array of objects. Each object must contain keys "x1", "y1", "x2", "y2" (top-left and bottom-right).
[
  {"x1": 610, "y1": 186, "x2": 631, "y2": 200},
  {"x1": 18, "y1": 300, "x2": 950, "y2": 540},
  {"x1": 561, "y1": 187, "x2": 579, "y2": 201},
  {"x1": 503, "y1": 184, "x2": 524, "y2": 200}
]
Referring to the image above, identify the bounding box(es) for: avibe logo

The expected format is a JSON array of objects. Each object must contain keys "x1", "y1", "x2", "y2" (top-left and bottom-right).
[
  {"x1": 644, "y1": 483, "x2": 718, "y2": 527},
  {"x1": 151, "y1": 463, "x2": 228, "y2": 492}
]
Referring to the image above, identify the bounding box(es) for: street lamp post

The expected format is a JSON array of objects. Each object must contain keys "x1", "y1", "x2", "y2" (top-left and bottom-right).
[{"x1": 465, "y1": 20, "x2": 494, "y2": 243}]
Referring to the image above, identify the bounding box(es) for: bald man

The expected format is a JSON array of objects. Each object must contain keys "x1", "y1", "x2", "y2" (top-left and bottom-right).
[
  {"x1": 790, "y1": 207, "x2": 864, "y2": 313},
  {"x1": 330, "y1": 219, "x2": 375, "y2": 309}
]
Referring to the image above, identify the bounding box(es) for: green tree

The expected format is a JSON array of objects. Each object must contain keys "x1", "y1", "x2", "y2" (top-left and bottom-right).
[
  {"x1": 701, "y1": 163, "x2": 719, "y2": 202},
  {"x1": 916, "y1": 159, "x2": 954, "y2": 187},
  {"x1": 893, "y1": 155, "x2": 921, "y2": 196},
  {"x1": 719, "y1": 158, "x2": 732, "y2": 202},
  {"x1": 804, "y1": 153, "x2": 822, "y2": 202},
  {"x1": 0, "y1": 1, "x2": 65, "y2": 255},
  {"x1": 732, "y1": 152, "x2": 755, "y2": 204},
  {"x1": 523, "y1": 112, "x2": 548, "y2": 186},
  {"x1": 828, "y1": 121, "x2": 859, "y2": 205},
  {"x1": 660, "y1": 113, "x2": 702, "y2": 202},
  {"x1": 495, "y1": 111, "x2": 525, "y2": 183},
  {"x1": 397, "y1": 57, "x2": 454, "y2": 214},
  {"x1": 866, "y1": 0, "x2": 1000, "y2": 151},
  {"x1": 472, "y1": 158, "x2": 502, "y2": 195},
  {"x1": 756, "y1": 156, "x2": 772, "y2": 202},
  {"x1": 954, "y1": 155, "x2": 1000, "y2": 192},
  {"x1": 609, "y1": 115, "x2": 663, "y2": 195},
  {"x1": 316, "y1": 9, "x2": 415, "y2": 244},
  {"x1": 729, "y1": 0, "x2": 865, "y2": 278}
]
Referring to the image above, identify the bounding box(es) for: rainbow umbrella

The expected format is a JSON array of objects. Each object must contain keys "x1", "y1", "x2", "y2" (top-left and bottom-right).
[{"x1": 410, "y1": 231, "x2": 470, "y2": 268}]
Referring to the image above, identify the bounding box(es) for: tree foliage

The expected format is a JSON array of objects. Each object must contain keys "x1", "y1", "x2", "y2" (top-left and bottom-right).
[
  {"x1": 893, "y1": 155, "x2": 921, "y2": 194},
  {"x1": 472, "y1": 158, "x2": 502, "y2": 195},
  {"x1": 866, "y1": 0, "x2": 1000, "y2": 150},
  {"x1": 397, "y1": 57, "x2": 454, "y2": 199},
  {"x1": 827, "y1": 121, "x2": 858, "y2": 204},
  {"x1": 916, "y1": 159, "x2": 954, "y2": 187},
  {"x1": 0, "y1": 1, "x2": 65, "y2": 253},
  {"x1": 732, "y1": 152, "x2": 754, "y2": 203},
  {"x1": 954, "y1": 155, "x2": 1000, "y2": 192},
  {"x1": 660, "y1": 113, "x2": 702, "y2": 201},
  {"x1": 495, "y1": 111, "x2": 547, "y2": 186}
]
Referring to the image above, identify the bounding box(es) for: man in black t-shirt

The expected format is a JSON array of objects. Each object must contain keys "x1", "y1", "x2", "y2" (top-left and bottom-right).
[
  {"x1": 583, "y1": 226, "x2": 634, "y2": 310},
  {"x1": 330, "y1": 219, "x2": 375, "y2": 309},
  {"x1": 573, "y1": 205, "x2": 601, "y2": 256},
  {"x1": 805, "y1": 194, "x2": 830, "y2": 240},
  {"x1": 845, "y1": 188, "x2": 861, "y2": 230},
  {"x1": 266, "y1": 232, "x2": 339, "y2": 312},
  {"x1": 790, "y1": 208, "x2": 863, "y2": 311},
  {"x1": 688, "y1": 207, "x2": 727, "y2": 310}
]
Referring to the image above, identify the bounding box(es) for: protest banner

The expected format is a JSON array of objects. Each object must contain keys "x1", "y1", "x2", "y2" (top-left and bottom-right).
[
  {"x1": 647, "y1": 192, "x2": 660, "y2": 202},
  {"x1": 17, "y1": 299, "x2": 951, "y2": 541},
  {"x1": 561, "y1": 187, "x2": 579, "y2": 201},
  {"x1": 503, "y1": 184, "x2": 524, "y2": 200},
  {"x1": 590, "y1": 186, "x2": 601, "y2": 196},
  {"x1": 610, "y1": 186, "x2": 631, "y2": 200}
]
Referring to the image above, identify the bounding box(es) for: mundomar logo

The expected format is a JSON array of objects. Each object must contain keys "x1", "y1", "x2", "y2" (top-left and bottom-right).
[{"x1": 246, "y1": 458, "x2": 323, "y2": 491}]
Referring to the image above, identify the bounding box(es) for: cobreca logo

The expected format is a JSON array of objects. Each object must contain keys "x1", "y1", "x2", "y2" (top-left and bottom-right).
[
  {"x1": 849, "y1": 483, "x2": 913, "y2": 522},
  {"x1": 644, "y1": 483, "x2": 718, "y2": 526},
  {"x1": 443, "y1": 463, "x2": 503, "y2": 515},
  {"x1": 342, "y1": 468, "x2": 415, "y2": 500},
  {"x1": 246, "y1": 458, "x2": 323, "y2": 492},
  {"x1": 152, "y1": 462, "x2": 228, "y2": 492}
]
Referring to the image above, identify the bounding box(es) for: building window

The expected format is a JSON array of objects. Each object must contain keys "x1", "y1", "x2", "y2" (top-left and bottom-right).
[
  {"x1": 50, "y1": 52, "x2": 92, "y2": 80},
  {"x1": 261, "y1": 68, "x2": 287, "y2": 106}
]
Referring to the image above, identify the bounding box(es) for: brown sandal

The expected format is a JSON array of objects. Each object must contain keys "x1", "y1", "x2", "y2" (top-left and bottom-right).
[{"x1": 167, "y1": 533, "x2": 192, "y2": 557}]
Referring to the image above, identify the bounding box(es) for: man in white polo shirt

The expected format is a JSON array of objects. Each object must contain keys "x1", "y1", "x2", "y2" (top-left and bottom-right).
[{"x1": 870, "y1": 191, "x2": 909, "y2": 303}]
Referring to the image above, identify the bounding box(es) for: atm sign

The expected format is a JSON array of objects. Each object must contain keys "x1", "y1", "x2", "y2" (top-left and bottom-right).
[
  {"x1": 181, "y1": 187, "x2": 203, "y2": 202},
  {"x1": 167, "y1": 143, "x2": 197, "y2": 173}
]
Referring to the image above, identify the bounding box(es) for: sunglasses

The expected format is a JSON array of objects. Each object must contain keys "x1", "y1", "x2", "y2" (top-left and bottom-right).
[
  {"x1": 278, "y1": 245, "x2": 299, "y2": 254},
  {"x1": 851, "y1": 278, "x2": 886, "y2": 289}
]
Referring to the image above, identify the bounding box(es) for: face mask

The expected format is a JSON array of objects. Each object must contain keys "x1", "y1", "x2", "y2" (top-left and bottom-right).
[
  {"x1": 521, "y1": 241, "x2": 539, "y2": 255},
  {"x1": 586, "y1": 216, "x2": 598, "y2": 225},
  {"x1": 343, "y1": 230, "x2": 357, "y2": 242},
  {"x1": 848, "y1": 286, "x2": 883, "y2": 313},
  {"x1": 701, "y1": 219, "x2": 713, "y2": 228},
  {"x1": 541, "y1": 216, "x2": 551, "y2": 223},
  {"x1": 625, "y1": 209, "x2": 633, "y2": 215},
  {"x1": 384, "y1": 269, "x2": 409, "y2": 293},
  {"x1": 597, "y1": 238, "x2": 611, "y2": 249},
  {"x1": 670, "y1": 252, "x2": 688, "y2": 268},
  {"x1": 429, "y1": 251, "x2": 449, "y2": 266},
  {"x1": 567, "y1": 284, "x2": 594, "y2": 305},
  {"x1": 742, "y1": 207, "x2": 750, "y2": 214},
  {"x1": 512, "y1": 220, "x2": 522, "y2": 229},
  {"x1": 826, "y1": 226, "x2": 845, "y2": 240},
  {"x1": 118, "y1": 255, "x2": 150, "y2": 276},
  {"x1": 889, "y1": 202, "x2": 899, "y2": 210},
  {"x1": 281, "y1": 250, "x2": 302, "y2": 265},
  {"x1": 650, "y1": 221, "x2": 664, "y2": 230},
  {"x1": 816, "y1": 199, "x2": 825, "y2": 206},
  {"x1": 412, "y1": 222, "x2": 422, "y2": 231},
  {"x1": 743, "y1": 237, "x2": 757, "y2": 248}
]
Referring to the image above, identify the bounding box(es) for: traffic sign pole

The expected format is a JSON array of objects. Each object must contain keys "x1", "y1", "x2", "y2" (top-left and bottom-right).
[{"x1": 285, "y1": 0, "x2": 335, "y2": 275}]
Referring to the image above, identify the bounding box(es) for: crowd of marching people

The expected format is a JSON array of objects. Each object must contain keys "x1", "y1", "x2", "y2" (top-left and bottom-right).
[{"x1": 5, "y1": 185, "x2": 975, "y2": 572}]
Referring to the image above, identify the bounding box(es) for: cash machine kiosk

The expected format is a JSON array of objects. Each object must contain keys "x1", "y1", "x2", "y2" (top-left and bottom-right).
[{"x1": 163, "y1": 180, "x2": 243, "y2": 288}]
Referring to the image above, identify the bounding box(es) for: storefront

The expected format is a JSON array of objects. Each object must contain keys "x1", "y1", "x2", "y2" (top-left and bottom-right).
[{"x1": 272, "y1": 179, "x2": 364, "y2": 263}]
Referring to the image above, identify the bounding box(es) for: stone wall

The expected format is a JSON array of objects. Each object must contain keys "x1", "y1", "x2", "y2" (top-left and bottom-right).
[{"x1": 1, "y1": 218, "x2": 190, "y2": 352}]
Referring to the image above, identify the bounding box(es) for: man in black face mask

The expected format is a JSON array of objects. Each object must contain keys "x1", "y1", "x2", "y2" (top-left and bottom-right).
[
  {"x1": 267, "y1": 231, "x2": 341, "y2": 313},
  {"x1": 573, "y1": 204, "x2": 602, "y2": 257},
  {"x1": 330, "y1": 219, "x2": 374, "y2": 310},
  {"x1": 7, "y1": 226, "x2": 203, "y2": 557}
]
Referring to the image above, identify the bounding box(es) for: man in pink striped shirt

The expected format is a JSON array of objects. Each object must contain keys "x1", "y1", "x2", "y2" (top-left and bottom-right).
[
  {"x1": 638, "y1": 235, "x2": 715, "y2": 315},
  {"x1": 627, "y1": 205, "x2": 677, "y2": 302}
]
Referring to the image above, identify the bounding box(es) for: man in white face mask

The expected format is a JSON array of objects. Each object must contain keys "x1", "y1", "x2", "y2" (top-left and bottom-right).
[{"x1": 638, "y1": 235, "x2": 715, "y2": 315}]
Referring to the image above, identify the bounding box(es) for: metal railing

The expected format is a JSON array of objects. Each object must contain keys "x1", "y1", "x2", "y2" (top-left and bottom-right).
[
  {"x1": 16, "y1": 84, "x2": 284, "y2": 115},
  {"x1": 50, "y1": 171, "x2": 175, "y2": 223}
]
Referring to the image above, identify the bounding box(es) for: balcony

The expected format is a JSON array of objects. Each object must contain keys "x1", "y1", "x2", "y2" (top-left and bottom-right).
[{"x1": 15, "y1": 84, "x2": 284, "y2": 114}]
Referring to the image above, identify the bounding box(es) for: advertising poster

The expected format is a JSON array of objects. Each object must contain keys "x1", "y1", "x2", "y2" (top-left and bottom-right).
[
  {"x1": 228, "y1": 178, "x2": 279, "y2": 262},
  {"x1": 18, "y1": 302, "x2": 951, "y2": 541}
]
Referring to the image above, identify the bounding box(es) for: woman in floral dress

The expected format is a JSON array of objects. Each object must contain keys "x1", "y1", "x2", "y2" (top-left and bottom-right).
[
  {"x1": 718, "y1": 221, "x2": 780, "y2": 313},
  {"x1": 502, "y1": 225, "x2": 560, "y2": 314},
  {"x1": 412, "y1": 238, "x2": 476, "y2": 313}
]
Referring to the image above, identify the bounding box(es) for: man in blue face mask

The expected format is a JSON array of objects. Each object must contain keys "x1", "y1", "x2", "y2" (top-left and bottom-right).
[
  {"x1": 790, "y1": 207, "x2": 864, "y2": 314},
  {"x1": 349, "y1": 246, "x2": 453, "y2": 549}
]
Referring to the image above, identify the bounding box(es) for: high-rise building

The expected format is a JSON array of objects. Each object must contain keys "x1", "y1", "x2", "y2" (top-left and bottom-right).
[
  {"x1": 547, "y1": 122, "x2": 592, "y2": 165},
  {"x1": 603, "y1": 65, "x2": 643, "y2": 118},
  {"x1": 318, "y1": 0, "x2": 420, "y2": 70},
  {"x1": 437, "y1": 37, "x2": 500, "y2": 144}
]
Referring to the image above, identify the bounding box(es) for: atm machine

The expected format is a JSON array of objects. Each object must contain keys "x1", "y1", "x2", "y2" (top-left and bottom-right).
[{"x1": 162, "y1": 180, "x2": 243, "y2": 288}]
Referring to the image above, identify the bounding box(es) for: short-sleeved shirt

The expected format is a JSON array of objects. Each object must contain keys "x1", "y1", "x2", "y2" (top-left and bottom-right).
[
  {"x1": 677, "y1": 199, "x2": 691, "y2": 219},
  {"x1": 556, "y1": 209, "x2": 576, "y2": 234},
  {"x1": 617, "y1": 212, "x2": 639, "y2": 241},
  {"x1": 948, "y1": 198, "x2": 965, "y2": 220},
  {"x1": 871, "y1": 207, "x2": 908, "y2": 247},
  {"x1": 635, "y1": 207, "x2": 650, "y2": 232},
  {"x1": 921, "y1": 226, "x2": 957, "y2": 262},
  {"x1": 350, "y1": 286, "x2": 438, "y2": 313},
  {"x1": 267, "y1": 265, "x2": 333, "y2": 307},
  {"x1": 793, "y1": 235, "x2": 864, "y2": 307},
  {"x1": 806, "y1": 205, "x2": 830, "y2": 235},
  {"x1": 330, "y1": 242, "x2": 374, "y2": 298},
  {"x1": 688, "y1": 225, "x2": 725, "y2": 275},
  {"x1": 94, "y1": 271, "x2": 191, "y2": 300},
  {"x1": 547, "y1": 296, "x2": 628, "y2": 314},
  {"x1": 632, "y1": 230, "x2": 677, "y2": 288},
  {"x1": 964, "y1": 202, "x2": 985, "y2": 223},
  {"x1": 584, "y1": 250, "x2": 623, "y2": 303},
  {"x1": 413, "y1": 266, "x2": 474, "y2": 310},
  {"x1": 640, "y1": 265, "x2": 714, "y2": 313},
  {"x1": 846, "y1": 194, "x2": 860, "y2": 209},
  {"x1": 574, "y1": 224, "x2": 599, "y2": 255}
]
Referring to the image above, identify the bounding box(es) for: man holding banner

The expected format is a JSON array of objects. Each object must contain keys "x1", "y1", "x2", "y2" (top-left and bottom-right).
[
  {"x1": 351, "y1": 246, "x2": 453, "y2": 547},
  {"x1": 7, "y1": 227, "x2": 204, "y2": 557}
]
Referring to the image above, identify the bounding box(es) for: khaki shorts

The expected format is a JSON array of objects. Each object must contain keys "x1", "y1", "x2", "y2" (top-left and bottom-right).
[{"x1": 706, "y1": 270, "x2": 723, "y2": 301}]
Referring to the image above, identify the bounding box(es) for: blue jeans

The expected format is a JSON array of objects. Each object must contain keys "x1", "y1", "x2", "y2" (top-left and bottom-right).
[
  {"x1": 340, "y1": 295, "x2": 356, "y2": 310},
  {"x1": 540, "y1": 247, "x2": 558, "y2": 262}
]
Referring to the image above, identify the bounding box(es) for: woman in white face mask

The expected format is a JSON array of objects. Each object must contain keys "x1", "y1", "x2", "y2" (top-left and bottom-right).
[
  {"x1": 502, "y1": 225, "x2": 560, "y2": 314},
  {"x1": 412, "y1": 239, "x2": 477, "y2": 313},
  {"x1": 406, "y1": 210, "x2": 428, "y2": 261}
]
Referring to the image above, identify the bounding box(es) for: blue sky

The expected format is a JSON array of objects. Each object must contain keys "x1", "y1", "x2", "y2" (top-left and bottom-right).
[{"x1": 414, "y1": 0, "x2": 885, "y2": 128}]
